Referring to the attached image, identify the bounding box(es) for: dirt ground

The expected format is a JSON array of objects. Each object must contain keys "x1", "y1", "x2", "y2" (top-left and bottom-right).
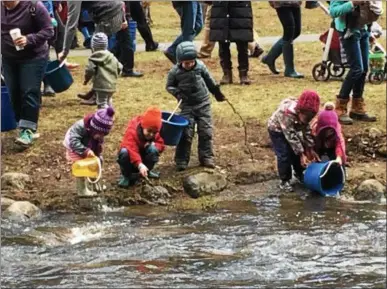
[{"x1": 1, "y1": 40, "x2": 386, "y2": 212}]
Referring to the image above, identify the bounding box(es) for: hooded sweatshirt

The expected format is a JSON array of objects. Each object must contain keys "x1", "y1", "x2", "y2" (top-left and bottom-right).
[{"x1": 85, "y1": 50, "x2": 123, "y2": 92}]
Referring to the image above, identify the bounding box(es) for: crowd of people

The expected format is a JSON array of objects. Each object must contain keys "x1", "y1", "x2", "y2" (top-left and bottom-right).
[{"x1": 1, "y1": 1, "x2": 384, "y2": 196}]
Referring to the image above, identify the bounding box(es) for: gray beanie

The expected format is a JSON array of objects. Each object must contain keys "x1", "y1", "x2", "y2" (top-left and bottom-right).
[{"x1": 91, "y1": 32, "x2": 108, "y2": 51}]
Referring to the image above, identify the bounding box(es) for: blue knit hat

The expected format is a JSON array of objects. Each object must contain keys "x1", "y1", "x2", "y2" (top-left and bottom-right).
[{"x1": 91, "y1": 32, "x2": 108, "y2": 51}]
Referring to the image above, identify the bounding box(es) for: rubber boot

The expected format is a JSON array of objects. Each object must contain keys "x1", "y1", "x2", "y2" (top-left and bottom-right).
[
  {"x1": 77, "y1": 89, "x2": 95, "y2": 100},
  {"x1": 349, "y1": 98, "x2": 377, "y2": 122},
  {"x1": 283, "y1": 41, "x2": 304, "y2": 79},
  {"x1": 76, "y1": 177, "x2": 97, "y2": 197},
  {"x1": 239, "y1": 69, "x2": 251, "y2": 85},
  {"x1": 335, "y1": 98, "x2": 353, "y2": 125},
  {"x1": 42, "y1": 81, "x2": 55, "y2": 97},
  {"x1": 220, "y1": 69, "x2": 233, "y2": 85},
  {"x1": 201, "y1": 159, "x2": 215, "y2": 169},
  {"x1": 261, "y1": 38, "x2": 283, "y2": 75}
]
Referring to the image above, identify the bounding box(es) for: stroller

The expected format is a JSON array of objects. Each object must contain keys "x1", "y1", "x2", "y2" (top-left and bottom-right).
[{"x1": 312, "y1": 2, "x2": 386, "y2": 84}]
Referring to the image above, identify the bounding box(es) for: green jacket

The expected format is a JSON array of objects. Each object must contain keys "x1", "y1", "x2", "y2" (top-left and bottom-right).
[
  {"x1": 85, "y1": 50, "x2": 123, "y2": 92},
  {"x1": 329, "y1": 0, "x2": 366, "y2": 32}
]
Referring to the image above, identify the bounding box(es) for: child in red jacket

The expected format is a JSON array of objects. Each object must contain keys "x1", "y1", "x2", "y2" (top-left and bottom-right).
[{"x1": 117, "y1": 107, "x2": 165, "y2": 187}]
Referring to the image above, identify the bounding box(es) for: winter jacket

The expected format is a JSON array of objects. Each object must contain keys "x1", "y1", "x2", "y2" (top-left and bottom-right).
[
  {"x1": 310, "y1": 116, "x2": 347, "y2": 164},
  {"x1": 329, "y1": 0, "x2": 367, "y2": 32},
  {"x1": 269, "y1": 1, "x2": 302, "y2": 9},
  {"x1": 42, "y1": 1, "x2": 54, "y2": 18},
  {"x1": 209, "y1": 1, "x2": 253, "y2": 43},
  {"x1": 63, "y1": 114, "x2": 104, "y2": 158},
  {"x1": 63, "y1": 1, "x2": 124, "y2": 53},
  {"x1": 85, "y1": 50, "x2": 123, "y2": 92},
  {"x1": 1, "y1": 1, "x2": 54, "y2": 60},
  {"x1": 119, "y1": 116, "x2": 165, "y2": 167},
  {"x1": 166, "y1": 42, "x2": 219, "y2": 107},
  {"x1": 268, "y1": 98, "x2": 315, "y2": 155}
]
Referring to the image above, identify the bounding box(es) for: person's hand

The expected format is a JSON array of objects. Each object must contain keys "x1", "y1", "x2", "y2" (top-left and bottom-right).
[
  {"x1": 139, "y1": 164, "x2": 148, "y2": 178},
  {"x1": 301, "y1": 154, "x2": 310, "y2": 168},
  {"x1": 335, "y1": 156, "x2": 343, "y2": 165},
  {"x1": 87, "y1": 150, "x2": 95, "y2": 158},
  {"x1": 58, "y1": 51, "x2": 67, "y2": 63},
  {"x1": 352, "y1": 1, "x2": 363, "y2": 6},
  {"x1": 214, "y1": 91, "x2": 226, "y2": 102},
  {"x1": 121, "y1": 21, "x2": 128, "y2": 30},
  {"x1": 310, "y1": 149, "x2": 321, "y2": 162},
  {"x1": 58, "y1": 3, "x2": 63, "y2": 12},
  {"x1": 14, "y1": 36, "x2": 27, "y2": 48}
]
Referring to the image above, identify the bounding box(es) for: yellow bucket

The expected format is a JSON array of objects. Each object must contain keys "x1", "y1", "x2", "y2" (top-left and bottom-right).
[{"x1": 71, "y1": 156, "x2": 101, "y2": 182}]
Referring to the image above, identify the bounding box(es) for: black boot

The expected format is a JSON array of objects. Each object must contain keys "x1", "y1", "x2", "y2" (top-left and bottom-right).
[
  {"x1": 77, "y1": 89, "x2": 95, "y2": 100},
  {"x1": 220, "y1": 69, "x2": 233, "y2": 85},
  {"x1": 261, "y1": 39, "x2": 283, "y2": 75},
  {"x1": 283, "y1": 41, "x2": 304, "y2": 79},
  {"x1": 239, "y1": 69, "x2": 251, "y2": 85}
]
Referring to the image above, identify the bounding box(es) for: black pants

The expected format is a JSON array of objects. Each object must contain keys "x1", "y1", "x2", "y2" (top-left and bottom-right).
[
  {"x1": 269, "y1": 130, "x2": 304, "y2": 182},
  {"x1": 130, "y1": 1, "x2": 157, "y2": 50},
  {"x1": 112, "y1": 27, "x2": 134, "y2": 72},
  {"x1": 219, "y1": 41, "x2": 249, "y2": 71},
  {"x1": 117, "y1": 148, "x2": 158, "y2": 178},
  {"x1": 276, "y1": 6, "x2": 301, "y2": 43}
]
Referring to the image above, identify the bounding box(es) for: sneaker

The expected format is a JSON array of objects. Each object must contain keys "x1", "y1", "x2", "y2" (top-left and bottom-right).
[
  {"x1": 279, "y1": 181, "x2": 293, "y2": 192},
  {"x1": 80, "y1": 97, "x2": 97, "y2": 106},
  {"x1": 15, "y1": 129, "x2": 34, "y2": 146},
  {"x1": 148, "y1": 170, "x2": 160, "y2": 179}
]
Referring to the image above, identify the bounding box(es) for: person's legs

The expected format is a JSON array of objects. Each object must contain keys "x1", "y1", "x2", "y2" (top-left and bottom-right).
[
  {"x1": 198, "y1": 3, "x2": 215, "y2": 58},
  {"x1": 248, "y1": 30, "x2": 264, "y2": 58},
  {"x1": 219, "y1": 42, "x2": 233, "y2": 84},
  {"x1": 117, "y1": 148, "x2": 139, "y2": 187},
  {"x1": 236, "y1": 41, "x2": 251, "y2": 85},
  {"x1": 95, "y1": 91, "x2": 113, "y2": 109},
  {"x1": 350, "y1": 29, "x2": 376, "y2": 122},
  {"x1": 195, "y1": 104, "x2": 214, "y2": 167},
  {"x1": 175, "y1": 107, "x2": 195, "y2": 171},
  {"x1": 193, "y1": 1, "x2": 203, "y2": 37},
  {"x1": 269, "y1": 130, "x2": 294, "y2": 191},
  {"x1": 2, "y1": 58, "x2": 21, "y2": 123},
  {"x1": 16, "y1": 58, "x2": 48, "y2": 146},
  {"x1": 282, "y1": 7, "x2": 303, "y2": 78}
]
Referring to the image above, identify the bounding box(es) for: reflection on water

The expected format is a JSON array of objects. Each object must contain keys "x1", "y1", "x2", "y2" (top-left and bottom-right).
[{"x1": 1, "y1": 194, "x2": 386, "y2": 288}]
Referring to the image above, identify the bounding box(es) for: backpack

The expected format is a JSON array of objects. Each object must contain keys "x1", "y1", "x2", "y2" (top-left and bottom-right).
[{"x1": 30, "y1": 1, "x2": 57, "y2": 46}]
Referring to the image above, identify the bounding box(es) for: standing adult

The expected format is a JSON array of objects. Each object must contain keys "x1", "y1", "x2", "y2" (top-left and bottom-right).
[
  {"x1": 164, "y1": 1, "x2": 203, "y2": 64},
  {"x1": 129, "y1": 1, "x2": 158, "y2": 52},
  {"x1": 262, "y1": 1, "x2": 304, "y2": 79},
  {"x1": 1, "y1": 0, "x2": 54, "y2": 147},
  {"x1": 58, "y1": 1, "x2": 142, "y2": 77},
  {"x1": 329, "y1": 0, "x2": 376, "y2": 124},
  {"x1": 210, "y1": 1, "x2": 254, "y2": 85}
]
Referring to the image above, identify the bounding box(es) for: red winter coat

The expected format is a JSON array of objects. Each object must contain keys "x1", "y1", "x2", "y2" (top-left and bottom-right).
[{"x1": 119, "y1": 116, "x2": 165, "y2": 167}]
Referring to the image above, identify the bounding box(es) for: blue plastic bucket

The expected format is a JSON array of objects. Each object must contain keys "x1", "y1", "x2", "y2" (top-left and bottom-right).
[
  {"x1": 160, "y1": 112, "x2": 189, "y2": 146},
  {"x1": 44, "y1": 60, "x2": 73, "y2": 93},
  {"x1": 1, "y1": 86, "x2": 17, "y2": 132},
  {"x1": 304, "y1": 161, "x2": 345, "y2": 196},
  {"x1": 129, "y1": 20, "x2": 137, "y2": 52}
]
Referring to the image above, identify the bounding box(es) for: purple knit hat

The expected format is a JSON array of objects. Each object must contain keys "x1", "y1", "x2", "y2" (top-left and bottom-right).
[
  {"x1": 316, "y1": 102, "x2": 340, "y2": 136},
  {"x1": 90, "y1": 106, "x2": 115, "y2": 135}
]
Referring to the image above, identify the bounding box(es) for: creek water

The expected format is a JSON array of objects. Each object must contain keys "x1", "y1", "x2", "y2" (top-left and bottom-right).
[{"x1": 1, "y1": 192, "x2": 386, "y2": 288}]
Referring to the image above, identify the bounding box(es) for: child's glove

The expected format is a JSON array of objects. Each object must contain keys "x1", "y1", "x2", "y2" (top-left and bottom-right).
[
  {"x1": 213, "y1": 85, "x2": 226, "y2": 102},
  {"x1": 51, "y1": 18, "x2": 58, "y2": 27}
]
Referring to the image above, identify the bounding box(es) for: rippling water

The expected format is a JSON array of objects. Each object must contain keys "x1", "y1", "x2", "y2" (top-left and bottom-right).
[{"x1": 1, "y1": 194, "x2": 386, "y2": 288}]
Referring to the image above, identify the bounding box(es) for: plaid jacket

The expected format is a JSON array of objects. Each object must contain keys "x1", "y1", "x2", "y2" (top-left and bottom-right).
[{"x1": 268, "y1": 98, "x2": 314, "y2": 155}]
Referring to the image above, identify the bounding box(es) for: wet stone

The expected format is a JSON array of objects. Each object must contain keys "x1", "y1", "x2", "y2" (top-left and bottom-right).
[
  {"x1": 141, "y1": 185, "x2": 171, "y2": 205},
  {"x1": 77, "y1": 196, "x2": 106, "y2": 211},
  {"x1": 3, "y1": 201, "x2": 41, "y2": 222},
  {"x1": 354, "y1": 179, "x2": 386, "y2": 202},
  {"x1": 183, "y1": 172, "x2": 227, "y2": 199},
  {"x1": 1, "y1": 172, "x2": 31, "y2": 190}
]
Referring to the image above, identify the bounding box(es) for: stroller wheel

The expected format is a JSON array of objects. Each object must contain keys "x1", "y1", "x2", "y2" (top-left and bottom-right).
[
  {"x1": 312, "y1": 63, "x2": 330, "y2": 81},
  {"x1": 328, "y1": 62, "x2": 345, "y2": 78},
  {"x1": 368, "y1": 72, "x2": 384, "y2": 85}
]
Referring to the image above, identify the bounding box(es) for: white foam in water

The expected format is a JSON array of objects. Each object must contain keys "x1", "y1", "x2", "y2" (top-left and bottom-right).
[
  {"x1": 339, "y1": 195, "x2": 386, "y2": 205},
  {"x1": 101, "y1": 205, "x2": 125, "y2": 213},
  {"x1": 67, "y1": 223, "x2": 115, "y2": 245}
]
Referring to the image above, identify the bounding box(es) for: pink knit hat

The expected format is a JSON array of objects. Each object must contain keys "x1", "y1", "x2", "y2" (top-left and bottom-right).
[
  {"x1": 296, "y1": 90, "x2": 321, "y2": 114},
  {"x1": 316, "y1": 102, "x2": 340, "y2": 136}
]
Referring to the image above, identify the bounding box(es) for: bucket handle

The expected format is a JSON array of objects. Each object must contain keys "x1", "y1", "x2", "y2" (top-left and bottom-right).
[
  {"x1": 319, "y1": 160, "x2": 346, "y2": 184},
  {"x1": 86, "y1": 156, "x2": 102, "y2": 184},
  {"x1": 59, "y1": 59, "x2": 67, "y2": 69},
  {"x1": 166, "y1": 99, "x2": 182, "y2": 122}
]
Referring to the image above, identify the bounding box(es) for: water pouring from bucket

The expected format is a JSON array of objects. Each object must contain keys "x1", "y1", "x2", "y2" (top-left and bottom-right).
[{"x1": 304, "y1": 160, "x2": 345, "y2": 197}]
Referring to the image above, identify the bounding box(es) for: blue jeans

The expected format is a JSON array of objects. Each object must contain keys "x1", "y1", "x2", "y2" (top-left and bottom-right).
[
  {"x1": 167, "y1": 1, "x2": 203, "y2": 57},
  {"x1": 117, "y1": 148, "x2": 158, "y2": 178},
  {"x1": 269, "y1": 130, "x2": 304, "y2": 182},
  {"x1": 339, "y1": 29, "x2": 369, "y2": 99},
  {"x1": 2, "y1": 57, "x2": 48, "y2": 131}
]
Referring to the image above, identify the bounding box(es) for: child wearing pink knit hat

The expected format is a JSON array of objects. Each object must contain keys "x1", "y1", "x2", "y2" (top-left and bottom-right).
[
  {"x1": 268, "y1": 90, "x2": 321, "y2": 192},
  {"x1": 311, "y1": 102, "x2": 347, "y2": 165},
  {"x1": 63, "y1": 107, "x2": 115, "y2": 196}
]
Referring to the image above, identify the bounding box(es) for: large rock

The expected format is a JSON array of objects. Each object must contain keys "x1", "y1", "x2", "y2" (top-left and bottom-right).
[
  {"x1": 1, "y1": 197, "x2": 15, "y2": 211},
  {"x1": 183, "y1": 172, "x2": 227, "y2": 199},
  {"x1": 141, "y1": 185, "x2": 171, "y2": 205},
  {"x1": 354, "y1": 179, "x2": 386, "y2": 202},
  {"x1": 2, "y1": 201, "x2": 42, "y2": 221},
  {"x1": 1, "y1": 172, "x2": 31, "y2": 190},
  {"x1": 233, "y1": 162, "x2": 277, "y2": 185}
]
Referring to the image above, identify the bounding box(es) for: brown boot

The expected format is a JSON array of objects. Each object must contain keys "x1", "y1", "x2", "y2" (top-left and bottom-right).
[
  {"x1": 77, "y1": 89, "x2": 95, "y2": 100},
  {"x1": 239, "y1": 69, "x2": 251, "y2": 85},
  {"x1": 335, "y1": 98, "x2": 353, "y2": 125},
  {"x1": 349, "y1": 98, "x2": 377, "y2": 122},
  {"x1": 220, "y1": 69, "x2": 233, "y2": 85}
]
